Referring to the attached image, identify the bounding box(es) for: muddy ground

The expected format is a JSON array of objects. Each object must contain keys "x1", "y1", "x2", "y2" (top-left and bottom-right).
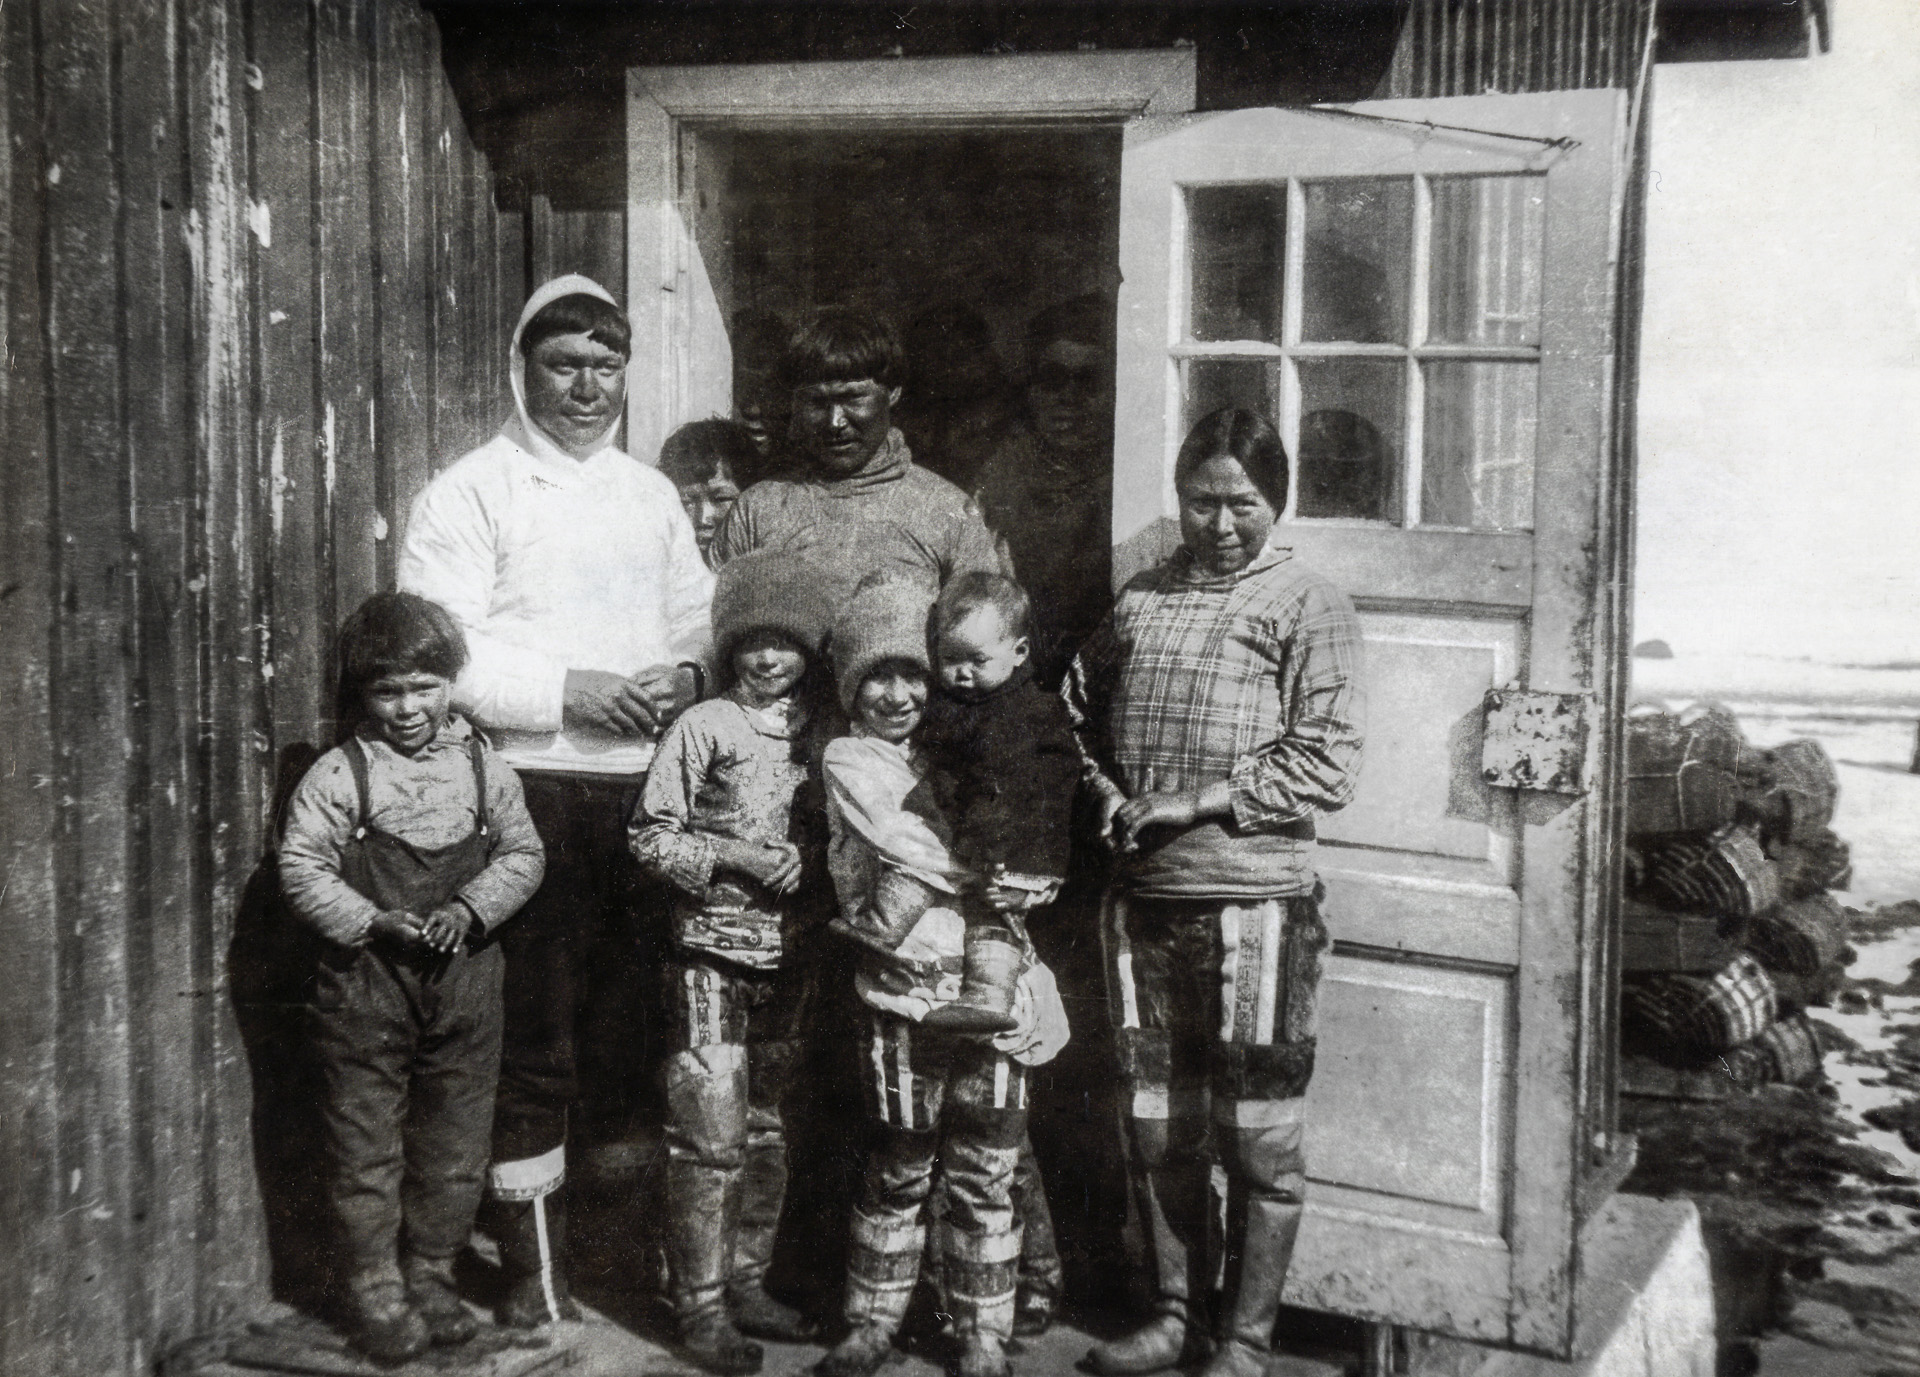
[{"x1": 1624, "y1": 900, "x2": 1920, "y2": 1376}]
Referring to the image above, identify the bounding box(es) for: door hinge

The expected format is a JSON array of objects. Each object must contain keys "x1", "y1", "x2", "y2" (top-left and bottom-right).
[{"x1": 1481, "y1": 688, "x2": 1590, "y2": 795}]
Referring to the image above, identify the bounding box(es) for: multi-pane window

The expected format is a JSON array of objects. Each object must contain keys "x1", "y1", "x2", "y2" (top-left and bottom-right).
[{"x1": 1178, "y1": 173, "x2": 1545, "y2": 531}]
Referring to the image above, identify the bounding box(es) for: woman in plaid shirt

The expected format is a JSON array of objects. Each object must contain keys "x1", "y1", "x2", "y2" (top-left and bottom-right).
[{"x1": 1063, "y1": 407, "x2": 1364, "y2": 1377}]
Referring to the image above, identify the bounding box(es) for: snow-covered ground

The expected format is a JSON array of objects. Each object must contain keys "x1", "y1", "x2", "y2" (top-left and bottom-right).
[{"x1": 1632, "y1": 654, "x2": 1920, "y2": 905}]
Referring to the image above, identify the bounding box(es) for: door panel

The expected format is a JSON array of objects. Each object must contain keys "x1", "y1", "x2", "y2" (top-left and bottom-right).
[
  {"x1": 1310, "y1": 959, "x2": 1511, "y2": 1219},
  {"x1": 1115, "y1": 91, "x2": 1629, "y2": 1354}
]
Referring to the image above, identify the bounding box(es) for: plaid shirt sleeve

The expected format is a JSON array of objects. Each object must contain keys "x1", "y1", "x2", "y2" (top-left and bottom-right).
[
  {"x1": 1227, "y1": 579, "x2": 1366, "y2": 832},
  {"x1": 1061, "y1": 602, "x2": 1128, "y2": 809}
]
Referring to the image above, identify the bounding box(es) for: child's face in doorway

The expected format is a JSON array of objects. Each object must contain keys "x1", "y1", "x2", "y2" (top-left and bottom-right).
[
  {"x1": 677, "y1": 461, "x2": 741, "y2": 557},
  {"x1": 732, "y1": 631, "x2": 807, "y2": 708},
  {"x1": 933, "y1": 605, "x2": 1029, "y2": 702},
  {"x1": 853, "y1": 663, "x2": 929, "y2": 743},
  {"x1": 363, "y1": 671, "x2": 453, "y2": 755}
]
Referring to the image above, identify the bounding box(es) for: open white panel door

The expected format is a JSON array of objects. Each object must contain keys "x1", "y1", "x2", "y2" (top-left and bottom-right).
[{"x1": 1113, "y1": 91, "x2": 1630, "y2": 1355}]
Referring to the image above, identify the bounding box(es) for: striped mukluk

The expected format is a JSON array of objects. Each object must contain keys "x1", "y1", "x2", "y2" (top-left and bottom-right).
[
  {"x1": 1100, "y1": 888, "x2": 1327, "y2": 1326},
  {"x1": 844, "y1": 1014, "x2": 1028, "y2": 1340}
]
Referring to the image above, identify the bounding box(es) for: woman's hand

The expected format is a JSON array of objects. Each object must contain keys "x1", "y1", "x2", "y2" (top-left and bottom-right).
[{"x1": 1112, "y1": 791, "x2": 1201, "y2": 853}]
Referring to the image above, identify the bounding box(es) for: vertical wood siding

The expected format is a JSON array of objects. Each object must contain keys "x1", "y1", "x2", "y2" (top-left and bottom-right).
[
  {"x1": 1380, "y1": 0, "x2": 1654, "y2": 97},
  {"x1": 0, "y1": 2, "x2": 527, "y2": 1371}
]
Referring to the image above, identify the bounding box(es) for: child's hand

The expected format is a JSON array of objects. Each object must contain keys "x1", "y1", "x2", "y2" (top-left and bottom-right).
[
  {"x1": 369, "y1": 910, "x2": 425, "y2": 947},
  {"x1": 417, "y1": 904, "x2": 471, "y2": 954},
  {"x1": 757, "y1": 843, "x2": 804, "y2": 896},
  {"x1": 716, "y1": 839, "x2": 803, "y2": 894}
]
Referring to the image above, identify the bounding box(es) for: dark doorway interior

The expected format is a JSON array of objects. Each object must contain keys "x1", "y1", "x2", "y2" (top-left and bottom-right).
[{"x1": 715, "y1": 126, "x2": 1121, "y2": 363}]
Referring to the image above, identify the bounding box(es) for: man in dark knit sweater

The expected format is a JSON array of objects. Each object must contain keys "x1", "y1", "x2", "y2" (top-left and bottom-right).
[{"x1": 710, "y1": 307, "x2": 1003, "y2": 618}]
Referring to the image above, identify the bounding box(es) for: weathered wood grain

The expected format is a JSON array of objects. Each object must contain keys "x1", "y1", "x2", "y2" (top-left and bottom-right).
[
  {"x1": 117, "y1": 0, "x2": 208, "y2": 1355},
  {"x1": 0, "y1": 2, "x2": 515, "y2": 1368},
  {"x1": 0, "y1": 2, "x2": 64, "y2": 1371},
  {"x1": 39, "y1": 0, "x2": 140, "y2": 1365}
]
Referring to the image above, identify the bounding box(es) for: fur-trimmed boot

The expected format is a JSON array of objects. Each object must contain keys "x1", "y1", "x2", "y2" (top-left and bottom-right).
[{"x1": 922, "y1": 927, "x2": 1022, "y2": 1035}]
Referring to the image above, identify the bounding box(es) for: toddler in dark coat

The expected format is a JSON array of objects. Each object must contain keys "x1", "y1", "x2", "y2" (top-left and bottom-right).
[{"x1": 917, "y1": 572, "x2": 1082, "y2": 1033}]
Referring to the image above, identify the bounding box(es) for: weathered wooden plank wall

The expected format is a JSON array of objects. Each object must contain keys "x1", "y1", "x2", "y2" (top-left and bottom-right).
[
  {"x1": 1380, "y1": 0, "x2": 1654, "y2": 96},
  {"x1": 531, "y1": 195, "x2": 626, "y2": 298},
  {"x1": 0, "y1": 2, "x2": 526, "y2": 1371}
]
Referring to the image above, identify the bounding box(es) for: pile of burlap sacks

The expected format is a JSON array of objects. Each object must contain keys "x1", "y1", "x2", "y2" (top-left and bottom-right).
[{"x1": 1618, "y1": 702, "x2": 1851, "y2": 1099}]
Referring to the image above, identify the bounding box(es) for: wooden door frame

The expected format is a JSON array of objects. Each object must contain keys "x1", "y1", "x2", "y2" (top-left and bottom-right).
[{"x1": 624, "y1": 49, "x2": 1196, "y2": 463}]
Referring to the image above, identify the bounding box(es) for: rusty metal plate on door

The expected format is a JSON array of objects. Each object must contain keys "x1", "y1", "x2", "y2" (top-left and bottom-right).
[{"x1": 1481, "y1": 688, "x2": 1590, "y2": 794}]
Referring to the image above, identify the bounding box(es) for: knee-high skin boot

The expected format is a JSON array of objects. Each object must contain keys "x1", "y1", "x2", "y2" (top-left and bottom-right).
[
  {"x1": 1087, "y1": 1115, "x2": 1214, "y2": 1376},
  {"x1": 491, "y1": 1188, "x2": 580, "y2": 1327},
  {"x1": 665, "y1": 1045, "x2": 764, "y2": 1375},
  {"x1": 728, "y1": 1041, "x2": 816, "y2": 1342},
  {"x1": 1199, "y1": 1117, "x2": 1307, "y2": 1377},
  {"x1": 813, "y1": 1207, "x2": 924, "y2": 1377},
  {"x1": 945, "y1": 1222, "x2": 1022, "y2": 1377},
  {"x1": 1011, "y1": 1136, "x2": 1063, "y2": 1336}
]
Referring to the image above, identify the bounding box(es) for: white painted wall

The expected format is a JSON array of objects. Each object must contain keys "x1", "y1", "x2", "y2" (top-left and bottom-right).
[{"x1": 1635, "y1": 0, "x2": 1920, "y2": 664}]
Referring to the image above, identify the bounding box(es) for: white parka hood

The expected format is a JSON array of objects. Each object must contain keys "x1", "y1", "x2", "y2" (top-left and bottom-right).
[
  {"x1": 505, "y1": 273, "x2": 628, "y2": 466},
  {"x1": 395, "y1": 272, "x2": 716, "y2": 779}
]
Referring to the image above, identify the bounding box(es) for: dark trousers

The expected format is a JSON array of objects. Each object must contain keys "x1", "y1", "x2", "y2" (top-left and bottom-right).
[
  {"x1": 310, "y1": 941, "x2": 504, "y2": 1291},
  {"x1": 493, "y1": 773, "x2": 653, "y2": 1168}
]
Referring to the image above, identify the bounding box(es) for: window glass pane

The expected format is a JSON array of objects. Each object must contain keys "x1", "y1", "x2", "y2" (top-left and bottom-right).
[
  {"x1": 1185, "y1": 358, "x2": 1273, "y2": 437},
  {"x1": 1296, "y1": 359, "x2": 1404, "y2": 521},
  {"x1": 1302, "y1": 179, "x2": 1412, "y2": 344},
  {"x1": 1421, "y1": 361, "x2": 1537, "y2": 530},
  {"x1": 1427, "y1": 175, "x2": 1546, "y2": 347},
  {"x1": 1187, "y1": 186, "x2": 1285, "y2": 343}
]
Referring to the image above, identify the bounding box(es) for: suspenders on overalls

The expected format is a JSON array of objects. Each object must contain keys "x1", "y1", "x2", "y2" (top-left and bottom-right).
[{"x1": 338, "y1": 733, "x2": 494, "y2": 966}]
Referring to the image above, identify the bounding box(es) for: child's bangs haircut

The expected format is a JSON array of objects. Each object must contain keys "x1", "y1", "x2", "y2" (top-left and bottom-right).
[
  {"x1": 1175, "y1": 406, "x2": 1290, "y2": 513},
  {"x1": 930, "y1": 571, "x2": 1033, "y2": 646},
  {"x1": 658, "y1": 417, "x2": 759, "y2": 488},
  {"x1": 519, "y1": 291, "x2": 633, "y2": 361},
  {"x1": 781, "y1": 307, "x2": 906, "y2": 393},
  {"x1": 339, "y1": 592, "x2": 468, "y2": 696}
]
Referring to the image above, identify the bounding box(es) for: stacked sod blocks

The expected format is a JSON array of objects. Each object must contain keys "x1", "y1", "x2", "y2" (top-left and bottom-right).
[{"x1": 1619, "y1": 703, "x2": 1848, "y2": 1100}]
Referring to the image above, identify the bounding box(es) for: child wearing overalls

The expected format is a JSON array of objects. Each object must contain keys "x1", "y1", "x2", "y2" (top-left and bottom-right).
[{"x1": 280, "y1": 592, "x2": 546, "y2": 1363}]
